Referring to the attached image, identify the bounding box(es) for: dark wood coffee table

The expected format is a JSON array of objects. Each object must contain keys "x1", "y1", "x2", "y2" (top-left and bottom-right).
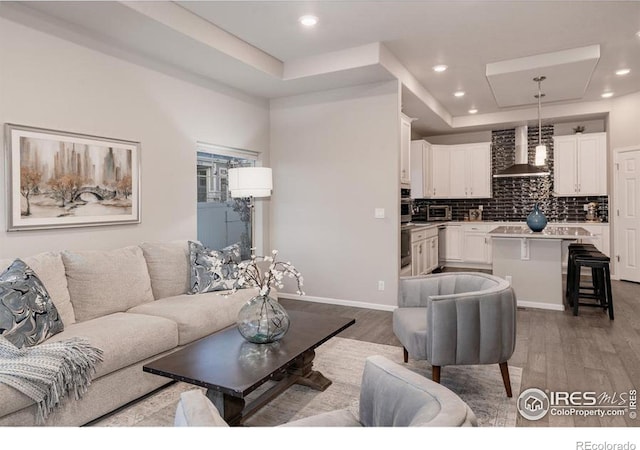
[{"x1": 143, "y1": 310, "x2": 355, "y2": 426}]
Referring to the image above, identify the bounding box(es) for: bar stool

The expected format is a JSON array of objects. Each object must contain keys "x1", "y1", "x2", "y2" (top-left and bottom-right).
[
  {"x1": 567, "y1": 249, "x2": 614, "y2": 320},
  {"x1": 566, "y1": 243, "x2": 598, "y2": 301}
]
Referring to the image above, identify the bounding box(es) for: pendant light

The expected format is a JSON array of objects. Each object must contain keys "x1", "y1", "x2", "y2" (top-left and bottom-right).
[{"x1": 533, "y1": 76, "x2": 547, "y2": 166}]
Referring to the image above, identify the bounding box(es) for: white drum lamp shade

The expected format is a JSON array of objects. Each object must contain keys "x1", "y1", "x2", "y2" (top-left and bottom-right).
[{"x1": 228, "y1": 167, "x2": 272, "y2": 198}]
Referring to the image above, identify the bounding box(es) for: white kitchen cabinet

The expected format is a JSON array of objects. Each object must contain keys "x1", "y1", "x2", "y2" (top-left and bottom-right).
[
  {"x1": 448, "y1": 143, "x2": 492, "y2": 198},
  {"x1": 400, "y1": 114, "x2": 412, "y2": 186},
  {"x1": 462, "y1": 224, "x2": 492, "y2": 264},
  {"x1": 427, "y1": 236, "x2": 439, "y2": 272},
  {"x1": 466, "y1": 143, "x2": 492, "y2": 198},
  {"x1": 580, "y1": 224, "x2": 609, "y2": 257},
  {"x1": 411, "y1": 140, "x2": 450, "y2": 198},
  {"x1": 411, "y1": 240, "x2": 424, "y2": 276},
  {"x1": 553, "y1": 133, "x2": 607, "y2": 196},
  {"x1": 431, "y1": 145, "x2": 450, "y2": 198},
  {"x1": 449, "y1": 146, "x2": 467, "y2": 198},
  {"x1": 411, "y1": 227, "x2": 439, "y2": 275},
  {"x1": 443, "y1": 225, "x2": 463, "y2": 261},
  {"x1": 410, "y1": 140, "x2": 430, "y2": 198},
  {"x1": 410, "y1": 141, "x2": 490, "y2": 199}
]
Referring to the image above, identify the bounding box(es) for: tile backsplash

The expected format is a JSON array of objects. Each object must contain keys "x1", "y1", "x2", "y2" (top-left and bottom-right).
[{"x1": 414, "y1": 126, "x2": 609, "y2": 222}]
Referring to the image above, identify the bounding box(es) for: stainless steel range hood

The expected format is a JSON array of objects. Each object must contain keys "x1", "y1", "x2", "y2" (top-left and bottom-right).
[{"x1": 493, "y1": 126, "x2": 550, "y2": 178}]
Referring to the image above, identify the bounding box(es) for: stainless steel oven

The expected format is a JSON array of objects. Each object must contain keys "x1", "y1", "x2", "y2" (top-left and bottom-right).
[
  {"x1": 401, "y1": 225, "x2": 411, "y2": 268},
  {"x1": 401, "y1": 188, "x2": 412, "y2": 224}
]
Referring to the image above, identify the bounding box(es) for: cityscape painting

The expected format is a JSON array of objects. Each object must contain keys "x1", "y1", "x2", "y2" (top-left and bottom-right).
[{"x1": 5, "y1": 124, "x2": 140, "y2": 230}]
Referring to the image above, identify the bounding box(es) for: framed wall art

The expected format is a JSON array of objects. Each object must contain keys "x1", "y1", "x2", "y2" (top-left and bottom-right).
[{"x1": 5, "y1": 124, "x2": 141, "y2": 231}]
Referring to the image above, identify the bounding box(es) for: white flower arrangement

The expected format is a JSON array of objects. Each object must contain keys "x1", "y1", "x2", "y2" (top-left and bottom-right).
[{"x1": 230, "y1": 249, "x2": 305, "y2": 297}]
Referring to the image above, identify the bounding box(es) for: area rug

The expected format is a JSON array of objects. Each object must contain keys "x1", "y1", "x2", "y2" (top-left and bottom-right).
[{"x1": 92, "y1": 337, "x2": 521, "y2": 427}]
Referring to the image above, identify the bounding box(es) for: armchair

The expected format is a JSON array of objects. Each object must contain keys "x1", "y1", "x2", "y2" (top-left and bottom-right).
[
  {"x1": 393, "y1": 272, "x2": 516, "y2": 397},
  {"x1": 174, "y1": 355, "x2": 477, "y2": 427}
]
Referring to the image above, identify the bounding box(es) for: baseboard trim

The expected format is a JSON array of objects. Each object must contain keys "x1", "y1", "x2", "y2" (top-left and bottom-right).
[
  {"x1": 444, "y1": 262, "x2": 492, "y2": 270},
  {"x1": 277, "y1": 293, "x2": 397, "y2": 312},
  {"x1": 517, "y1": 300, "x2": 565, "y2": 311}
]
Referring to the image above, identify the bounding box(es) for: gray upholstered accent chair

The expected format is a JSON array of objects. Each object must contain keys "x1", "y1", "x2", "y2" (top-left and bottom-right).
[
  {"x1": 393, "y1": 272, "x2": 517, "y2": 397},
  {"x1": 174, "y1": 355, "x2": 477, "y2": 427}
]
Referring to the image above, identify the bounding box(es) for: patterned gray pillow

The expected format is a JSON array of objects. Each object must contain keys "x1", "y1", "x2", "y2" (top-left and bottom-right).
[
  {"x1": 0, "y1": 259, "x2": 64, "y2": 348},
  {"x1": 188, "y1": 241, "x2": 241, "y2": 294}
]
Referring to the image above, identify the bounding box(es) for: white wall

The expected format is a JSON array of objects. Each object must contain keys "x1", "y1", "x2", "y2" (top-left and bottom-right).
[
  {"x1": 0, "y1": 18, "x2": 270, "y2": 258},
  {"x1": 423, "y1": 130, "x2": 492, "y2": 145},
  {"x1": 554, "y1": 119, "x2": 606, "y2": 136},
  {"x1": 607, "y1": 91, "x2": 640, "y2": 276},
  {"x1": 609, "y1": 91, "x2": 640, "y2": 150},
  {"x1": 270, "y1": 81, "x2": 400, "y2": 310}
]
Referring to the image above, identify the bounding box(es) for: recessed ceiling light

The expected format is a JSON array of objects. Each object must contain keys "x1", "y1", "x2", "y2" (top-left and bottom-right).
[
  {"x1": 615, "y1": 68, "x2": 631, "y2": 76},
  {"x1": 433, "y1": 65, "x2": 448, "y2": 73},
  {"x1": 299, "y1": 15, "x2": 318, "y2": 27},
  {"x1": 636, "y1": 30, "x2": 640, "y2": 38},
  {"x1": 468, "y1": 109, "x2": 478, "y2": 114},
  {"x1": 454, "y1": 91, "x2": 465, "y2": 97},
  {"x1": 601, "y1": 92, "x2": 614, "y2": 98}
]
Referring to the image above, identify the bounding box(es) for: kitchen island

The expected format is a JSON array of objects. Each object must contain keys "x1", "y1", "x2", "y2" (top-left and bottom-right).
[{"x1": 489, "y1": 225, "x2": 593, "y2": 311}]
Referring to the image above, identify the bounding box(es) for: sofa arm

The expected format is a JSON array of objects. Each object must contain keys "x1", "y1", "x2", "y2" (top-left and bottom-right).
[{"x1": 426, "y1": 287, "x2": 516, "y2": 366}]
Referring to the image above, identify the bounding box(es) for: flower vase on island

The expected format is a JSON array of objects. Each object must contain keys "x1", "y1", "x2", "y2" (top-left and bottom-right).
[{"x1": 232, "y1": 250, "x2": 305, "y2": 344}]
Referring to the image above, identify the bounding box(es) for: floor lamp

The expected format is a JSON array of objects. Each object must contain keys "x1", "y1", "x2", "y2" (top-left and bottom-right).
[{"x1": 228, "y1": 167, "x2": 272, "y2": 255}]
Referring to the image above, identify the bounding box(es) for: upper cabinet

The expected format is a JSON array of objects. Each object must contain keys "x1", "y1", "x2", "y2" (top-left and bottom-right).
[
  {"x1": 553, "y1": 133, "x2": 607, "y2": 196},
  {"x1": 411, "y1": 140, "x2": 491, "y2": 199},
  {"x1": 400, "y1": 114, "x2": 412, "y2": 186}
]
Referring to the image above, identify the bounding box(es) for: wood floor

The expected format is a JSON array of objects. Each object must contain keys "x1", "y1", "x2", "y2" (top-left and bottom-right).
[{"x1": 279, "y1": 277, "x2": 640, "y2": 427}]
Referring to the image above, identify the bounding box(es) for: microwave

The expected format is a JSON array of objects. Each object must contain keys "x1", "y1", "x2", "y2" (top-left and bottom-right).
[{"x1": 427, "y1": 205, "x2": 452, "y2": 221}]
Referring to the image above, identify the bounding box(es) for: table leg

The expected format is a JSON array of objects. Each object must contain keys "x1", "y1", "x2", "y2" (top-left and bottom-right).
[
  {"x1": 288, "y1": 349, "x2": 332, "y2": 391},
  {"x1": 205, "y1": 389, "x2": 245, "y2": 426}
]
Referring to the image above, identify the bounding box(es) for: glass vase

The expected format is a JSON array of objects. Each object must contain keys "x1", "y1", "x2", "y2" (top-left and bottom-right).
[
  {"x1": 526, "y1": 203, "x2": 548, "y2": 232},
  {"x1": 236, "y1": 294, "x2": 290, "y2": 344}
]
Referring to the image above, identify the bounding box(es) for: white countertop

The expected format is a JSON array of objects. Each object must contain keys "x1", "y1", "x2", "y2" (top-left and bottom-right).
[
  {"x1": 488, "y1": 225, "x2": 593, "y2": 239},
  {"x1": 402, "y1": 222, "x2": 443, "y2": 231}
]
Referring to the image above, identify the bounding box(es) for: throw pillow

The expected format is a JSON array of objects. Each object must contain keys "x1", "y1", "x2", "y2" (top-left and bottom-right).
[
  {"x1": 188, "y1": 241, "x2": 241, "y2": 294},
  {"x1": 0, "y1": 259, "x2": 64, "y2": 348}
]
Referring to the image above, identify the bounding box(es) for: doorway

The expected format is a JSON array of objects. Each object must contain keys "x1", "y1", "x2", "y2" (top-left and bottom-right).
[
  {"x1": 196, "y1": 143, "x2": 258, "y2": 260},
  {"x1": 614, "y1": 147, "x2": 640, "y2": 283}
]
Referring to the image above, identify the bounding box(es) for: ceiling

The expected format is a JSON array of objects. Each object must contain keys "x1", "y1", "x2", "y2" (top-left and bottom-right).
[{"x1": 3, "y1": 1, "x2": 640, "y2": 135}]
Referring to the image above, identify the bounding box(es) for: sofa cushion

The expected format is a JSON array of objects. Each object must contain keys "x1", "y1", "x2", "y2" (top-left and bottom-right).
[
  {"x1": 0, "y1": 312, "x2": 178, "y2": 419},
  {"x1": 48, "y1": 312, "x2": 178, "y2": 379},
  {"x1": 127, "y1": 288, "x2": 260, "y2": 345},
  {"x1": 188, "y1": 241, "x2": 241, "y2": 294},
  {"x1": 0, "y1": 259, "x2": 64, "y2": 348},
  {"x1": 1, "y1": 253, "x2": 75, "y2": 325},
  {"x1": 62, "y1": 246, "x2": 155, "y2": 322},
  {"x1": 140, "y1": 241, "x2": 190, "y2": 300}
]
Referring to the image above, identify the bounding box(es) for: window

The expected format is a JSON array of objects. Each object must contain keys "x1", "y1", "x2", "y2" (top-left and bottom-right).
[{"x1": 196, "y1": 144, "x2": 259, "y2": 260}]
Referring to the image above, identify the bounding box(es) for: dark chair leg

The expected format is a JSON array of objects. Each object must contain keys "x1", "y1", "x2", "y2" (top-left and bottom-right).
[
  {"x1": 432, "y1": 365, "x2": 441, "y2": 383},
  {"x1": 499, "y1": 362, "x2": 512, "y2": 398},
  {"x1": 572, "y1": 260, "x2": 581, "y2": 316},
  {"x1": 604, "y1": 264, "x2": 614, "y2": 320},
  {"x1": 403, "y1": 347, "x2": 408, "y2": 363}
]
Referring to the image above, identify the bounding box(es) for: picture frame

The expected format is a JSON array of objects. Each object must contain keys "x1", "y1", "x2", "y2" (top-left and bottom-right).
[{"x1": 4, "y1": 123, "x2": 141, "y2": 231}]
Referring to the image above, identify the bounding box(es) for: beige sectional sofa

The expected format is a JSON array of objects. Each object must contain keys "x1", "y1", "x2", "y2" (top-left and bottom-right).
[{"x1": 0, "y1": 241, "x2": 261, "y2": 426}]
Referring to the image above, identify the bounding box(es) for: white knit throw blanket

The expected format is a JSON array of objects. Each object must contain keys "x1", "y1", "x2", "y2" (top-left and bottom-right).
[{"x1": 0, "y1": 335, "x2": 103, "y2": 424}]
